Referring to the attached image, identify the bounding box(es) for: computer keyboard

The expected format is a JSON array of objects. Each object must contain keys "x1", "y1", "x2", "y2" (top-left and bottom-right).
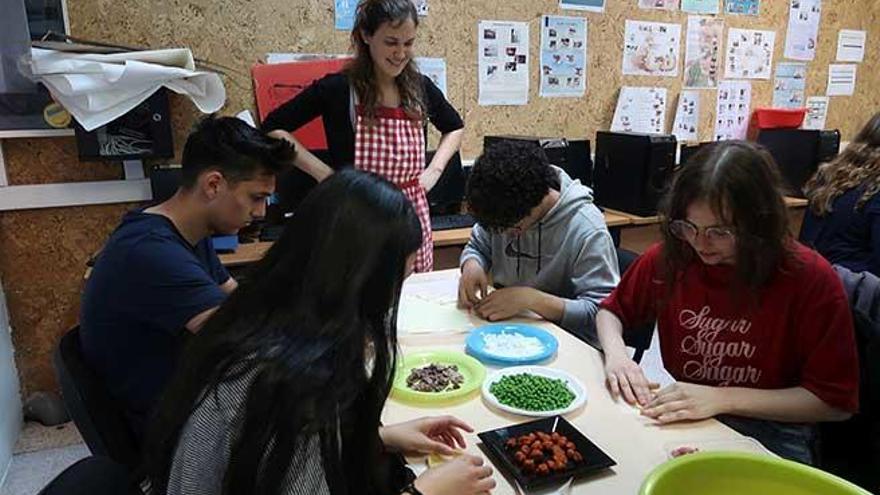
[{"x1": 431, "y1": 213, "x2": 476, "y2": 231}]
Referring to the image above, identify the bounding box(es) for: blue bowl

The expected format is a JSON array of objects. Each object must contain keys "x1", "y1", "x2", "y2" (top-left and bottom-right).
[{"x1": 465, "y1": 323, "x2": 558, "y2": 366}]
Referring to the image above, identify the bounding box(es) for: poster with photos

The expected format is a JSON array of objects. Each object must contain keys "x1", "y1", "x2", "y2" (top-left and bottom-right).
[
  {"x1": 611, "y1": 87, "x2": 668, "y2": 134},
  {"x1": 684, "y1": 16, "x2": 724, "y2": 89},
  {"x1": 772, "y1": 62, "x2": 806, "y2": 109},
  {"x1": 639, "y1": 0, "x2": 679, "y2": 10},
  {"x1": 478, "y1": 20, "x2": 530, "y2": 106},
  {"x1": 784, "y1": 0, "x2": 822, "y2": 61},
  {"x1": 622, "y1": 20, "x2": 682, "y2": 78},
  {"x1": 724, "y1": 0, "x2": 760, "y2": 15},
  {"x1": 681, "y1": 0, "x2": 720, "y2": 14},
  {"x1": 540, "y1": 15, "x2": 588, "y2": 98},
  {"x1": 725, "y1": 28, "x2": 776, "y2": 80},
  {"x1": 560, "y1": 0, "x2": 606, "y2": 12},
  {"x1": 673, "y1": 90, "x2": 700, "y2": 142},
  {"x1": 714, "y1": 80, "x2": 752, "y2": 141},
  {"x1": 803, "y1": 96, "x2": 829, "y2": 130}
]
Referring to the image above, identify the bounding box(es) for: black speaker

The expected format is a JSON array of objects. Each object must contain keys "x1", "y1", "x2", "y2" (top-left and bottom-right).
[
  {"x1": 482, "y1": 135, "x2": 593, "y2": 187},
  {"x1": 757, "y1": 128, "x2": 840, "y2": 198},
  {"x1": 593, "y1": 131, "x2": 677, "y2": 217}
]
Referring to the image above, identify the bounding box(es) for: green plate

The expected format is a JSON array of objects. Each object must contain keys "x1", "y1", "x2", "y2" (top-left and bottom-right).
[{"x1": 392, "y1": 350, "x2": 486, "y2": 405}]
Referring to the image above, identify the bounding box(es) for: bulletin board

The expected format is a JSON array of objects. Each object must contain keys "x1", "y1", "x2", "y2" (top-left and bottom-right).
[{"x1": 64, "y1": 0, "x2": 880, "y2": 158}]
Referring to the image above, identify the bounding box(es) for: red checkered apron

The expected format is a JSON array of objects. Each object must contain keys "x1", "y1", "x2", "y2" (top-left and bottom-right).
[{"x1": 354, "y1": 106, "x2": 433, "y2": 272}]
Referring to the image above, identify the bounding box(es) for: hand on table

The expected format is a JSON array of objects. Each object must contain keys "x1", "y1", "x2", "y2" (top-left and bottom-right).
[
  {"x1": 604, "y1": 353, "x2": 658, "y2": 406},
  {"x1": 458, "y1": 259, "x2": 489, "y2": 309},
  {"x1": 640, "y1": 382, "x2": 727, "y2": 424},
  {"x1": 414, "y1": 454, "x2": 496, "y2": 495},
  {"x1": 473, "y1": 287, "x2": 539, "y2": 322},
  {"x1": 379, "y1": 416, "x2": 472, "y2": 456}
]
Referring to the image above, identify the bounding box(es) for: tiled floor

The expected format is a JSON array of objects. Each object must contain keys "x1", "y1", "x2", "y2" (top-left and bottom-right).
[{"x1": 2, "y1": 422, "x2": 88, "y2": 495}]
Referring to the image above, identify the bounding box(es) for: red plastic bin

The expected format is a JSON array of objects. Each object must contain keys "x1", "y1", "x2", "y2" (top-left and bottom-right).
[{"x1": 748, "y1": 107, "x2": 807, "y2": 140}]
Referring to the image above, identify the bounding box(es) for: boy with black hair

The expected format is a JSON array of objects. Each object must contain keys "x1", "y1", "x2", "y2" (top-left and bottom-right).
[
  {"x1": 80, "y1": 116, "x2": 294, "y2": 440},
  {"x1": 458, "y1": 140, "x2": 619, "y2": 343}
]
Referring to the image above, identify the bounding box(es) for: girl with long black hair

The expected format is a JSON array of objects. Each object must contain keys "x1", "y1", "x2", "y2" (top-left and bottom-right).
[{"x1": 146, "y1": 169, "x2": 494, "y2": 495}]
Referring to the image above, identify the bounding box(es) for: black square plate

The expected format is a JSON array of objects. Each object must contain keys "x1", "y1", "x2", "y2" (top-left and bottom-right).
[{"x1": 477, "y1": 416, "x2": 616, "y2": 491}]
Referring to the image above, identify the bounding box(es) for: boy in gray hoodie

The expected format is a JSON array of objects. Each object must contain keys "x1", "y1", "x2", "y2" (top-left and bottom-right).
[{"x1": 458, "y1": 140, "x2": 619, "y2": 344}]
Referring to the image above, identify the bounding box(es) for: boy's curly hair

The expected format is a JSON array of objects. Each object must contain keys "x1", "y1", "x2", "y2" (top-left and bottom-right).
[{"x1": 466, "y1": 140, "x2": 560, "y2": 232}]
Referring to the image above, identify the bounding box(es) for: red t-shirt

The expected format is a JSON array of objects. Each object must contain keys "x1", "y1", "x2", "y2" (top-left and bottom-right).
[{"x1": 601, "y1": 242, "x2": 859, "y2": 413}]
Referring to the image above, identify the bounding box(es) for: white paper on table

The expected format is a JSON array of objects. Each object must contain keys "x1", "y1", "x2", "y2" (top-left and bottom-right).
[
  {"x1": 559, "y1": 0, "x2": 605, "y2": 12},
  {"x1": 401, "y1": 275, "x2": 461, "y2": 305},
  {"x1": 478, "y1": 20, "x2": 530, "y2": 106},
  {"x1": 540, "y1": 15, "x2": 588, "y2": 98},
  {"x1": 622, "y1": 20, "x2": 682, "y2": 78},
  {"x1": 836, "y1": 30, "x2": 867, "y2": 63},
  {"x1": 397, "y1": 296, "x2": 479, "y2": 335},
  {"x1": 803, "y1": 96, "x2": 829, "y2": 130},
  {"x1": 772, "y1": 62, "x2": 807, "y2": 109},
  {"x1": 683, "y1": 16, "x2": 724, "y2": 89},
  {"x1": 29, "y1": 48, "x2": 225, "y2": 131},
  {"x1": 611, "y1": 87, "x2": 668, "y2": 135},
  {"x1": 784, "y1": 0, "x2": 822, "y2": 61},
  {"x1": 714, "y1": 80, "x2": 752, "y2": 141},
  {"x1": 638, "y1": 0, "x2": 679, "y2": 10},
  {"x1": 681, "y1": 0, "x2": 719, "y2": 14},
  {"x1": 725, "y1": 28, "x2": 775, "y2": 80},
  {"x1": 673, "y1": 91, "x2": 700, "y2": 142},
  {"x1": 415, "y1": 57, "x2": 448, "y2": 97},
  {"x1": 827, "y1": 64, "x2": 857, "y2": 96}
]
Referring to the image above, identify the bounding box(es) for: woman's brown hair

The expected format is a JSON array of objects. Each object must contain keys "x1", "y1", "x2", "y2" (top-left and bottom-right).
[
  {"x1": 346, "y1": 0, "x2": 427, "y2": 125},
  {"x1": 660, "y1": 141, "x2": 793, "y2": 293},
  {"x1": 804, "y1": 112, "x2": 880, "y2": 216}
]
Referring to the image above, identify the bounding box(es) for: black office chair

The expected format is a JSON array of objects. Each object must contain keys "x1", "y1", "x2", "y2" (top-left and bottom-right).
[
  {"x1": 53, "y1": 327, "x2": 142, "y2": 470},
  {"x1": 37, "y1": 456, "x2": 137, "y2": 495},
  {"x1": 616, "y1": 248, "x2": 655, "y2": 364}
]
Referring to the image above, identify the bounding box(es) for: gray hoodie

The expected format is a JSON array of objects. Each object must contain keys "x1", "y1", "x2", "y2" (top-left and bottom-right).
[{"x1": 461, "y1": 167, "x2": 619, "y2": 343}]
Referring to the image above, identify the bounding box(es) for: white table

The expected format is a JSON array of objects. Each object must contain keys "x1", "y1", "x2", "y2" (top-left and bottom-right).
[{"x1": 383, "y1": 270, "x2": 751, "y2": 494}]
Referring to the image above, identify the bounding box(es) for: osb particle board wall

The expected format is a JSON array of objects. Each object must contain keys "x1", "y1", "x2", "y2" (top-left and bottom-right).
[{"x1": 2, "y1": 0, "x2": 880, "y2": 396}]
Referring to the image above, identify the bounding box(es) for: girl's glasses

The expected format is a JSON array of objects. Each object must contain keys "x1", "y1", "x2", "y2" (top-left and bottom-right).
[{"x1": 669, "y1": 219, "x2": 735, "y2": 243}]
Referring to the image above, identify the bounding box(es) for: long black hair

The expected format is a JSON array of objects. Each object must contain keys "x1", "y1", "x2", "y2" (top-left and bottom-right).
[
  {"x1": 660, "y1": 141, "x2": 793, "y2": 293},
  {"x1": 146, "y1": 169, "x2": 422, "y2": 495}
]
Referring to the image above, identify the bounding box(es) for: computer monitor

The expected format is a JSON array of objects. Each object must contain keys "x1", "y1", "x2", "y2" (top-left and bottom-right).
[
  {"x1": 680, "y1": 142, "x2": 712, "y2": 168},
  {"x1": 426, "y1": 150, "x2": 465, "y2": 216},
  {"x1": 756, "y1": 129, "x2": 841, "y2": 197},
  {"x1": 593, "y1": 131, "x2": 677, "y2": 217}
]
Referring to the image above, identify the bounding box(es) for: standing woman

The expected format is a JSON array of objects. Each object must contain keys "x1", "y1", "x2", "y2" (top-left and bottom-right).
[
  {"x1": 263, "y1": 0, "x2": 465, "y2": 272},
  {"x1": 802, "y1": 112, "x2": 880, "y2": 276}
]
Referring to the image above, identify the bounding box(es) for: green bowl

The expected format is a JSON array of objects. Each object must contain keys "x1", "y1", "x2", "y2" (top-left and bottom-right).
[
  {"x1": 391, "y1": 350, "x2": 486, "y2": 406},
  {"x1": 640, "y1": 451, "x2": 872, "y2": 495}
]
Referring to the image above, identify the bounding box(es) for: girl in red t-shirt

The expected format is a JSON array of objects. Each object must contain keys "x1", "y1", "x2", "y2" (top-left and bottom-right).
[{"x1": 597, "y1": 141, "x2": 859, "y2": 463}]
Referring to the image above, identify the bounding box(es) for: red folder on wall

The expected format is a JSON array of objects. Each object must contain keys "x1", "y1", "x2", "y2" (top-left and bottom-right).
[{"x1": 252, "y1": 58, "x2": 351, "y2": 149}]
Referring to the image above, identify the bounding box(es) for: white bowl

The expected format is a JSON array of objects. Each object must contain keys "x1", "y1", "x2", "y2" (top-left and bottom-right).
[{"x1": 482, "y1": 365, "x2": 587, "y2": 417}]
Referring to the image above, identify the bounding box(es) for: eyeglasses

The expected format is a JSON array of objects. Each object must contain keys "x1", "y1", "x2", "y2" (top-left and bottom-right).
[{"x1": 669, "y1": 219, "x2": 735, "y2": 243}]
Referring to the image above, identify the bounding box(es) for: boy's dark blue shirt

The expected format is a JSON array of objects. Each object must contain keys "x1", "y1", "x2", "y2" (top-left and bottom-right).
[{"x1": 79, "y1": 210, "x2": 229, "y2": 435}]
